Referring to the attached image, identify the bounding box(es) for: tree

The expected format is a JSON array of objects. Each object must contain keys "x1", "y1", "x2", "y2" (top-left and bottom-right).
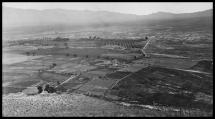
[
  {"x1": 64, "y1": 43, "x2": 68, "y2": 48},
  {"x1": 57, "y1": 81, "x2": 60, "y2": 85},
  {"x1": 181, "y1": 81, "x2": 193, "y2": 90},
  {"x1": 26, "y1": 52, "x2": 30, "y2": 56},
  {"x1": 145, "y1": 36, "x2": 148, "y2": 40},
  {"x1": 37, "y1": 86, "x2": 43, "y2": 94},
  {"x1": 52, "y1": 63, "x2": 57, "y2": 67}
]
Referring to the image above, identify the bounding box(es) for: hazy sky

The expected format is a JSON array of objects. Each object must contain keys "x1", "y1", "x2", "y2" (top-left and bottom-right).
[{"x1": 3, "y1": 2, "x2": 213, "y2": 15}]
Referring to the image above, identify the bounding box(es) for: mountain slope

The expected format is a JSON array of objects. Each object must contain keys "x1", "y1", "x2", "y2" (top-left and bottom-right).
[
  {"x1": 3, "y1": 7, "x2": 139, "y2": 28},
  {"x1": 142, "y1": 9, "x2": 212, "y2": 20},
  {"x1": 3, "y1": 7, "x2": 212, "y2": 33}
]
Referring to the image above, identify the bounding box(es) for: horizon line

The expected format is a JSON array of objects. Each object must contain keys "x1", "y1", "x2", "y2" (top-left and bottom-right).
[{"x1": 3, "y1": 6, "x2": 212, "y2": 16}]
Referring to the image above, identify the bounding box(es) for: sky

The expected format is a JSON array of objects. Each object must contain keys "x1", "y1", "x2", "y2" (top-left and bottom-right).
[{"x1": 3, "y1": 2, "x2": 213, "y2": 15}]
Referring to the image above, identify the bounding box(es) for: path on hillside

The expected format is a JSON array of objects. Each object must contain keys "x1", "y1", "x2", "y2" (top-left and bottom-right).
[
  {"x1": 110, "y1": 72, "x2": 135, "y2": 89},
  {"x1": 55, "y1": 74, "x2": 80, "y2": 88}
]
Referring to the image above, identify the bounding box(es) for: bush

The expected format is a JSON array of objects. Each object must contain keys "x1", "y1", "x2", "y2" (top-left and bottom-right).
[
  {"x1": 44, "y1": 84, "x2": 56, "y2": 93},
  {"x1": 181, "y1": 81, "x2": 193, "y2": 90},
  {"x1": 32, "y1": 52, "x2": 35, "y2": 56},
  {"x1": 52, "y1": 63, "x2": 57, "y2": 67},
  {"x1": 26, "y1": 52, "x2": 30, "y2": 56},
  {"x1": 37, "y1": 86, "x2": 43, "y2": 93}
]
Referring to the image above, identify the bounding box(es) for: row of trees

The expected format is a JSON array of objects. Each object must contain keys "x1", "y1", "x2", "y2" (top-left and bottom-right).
[
  {"x1": 26, "y1": 52, "x2": 36, "y2": 56},
  {"x1": 25, "y1": 51, "x2": 102, "y2": 59},
  {"x1": 65, "y1": 53, "x2": 101, "y2": 59}
]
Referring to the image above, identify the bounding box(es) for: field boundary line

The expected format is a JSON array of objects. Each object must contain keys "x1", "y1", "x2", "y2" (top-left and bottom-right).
[{"x1": 110, "y1": 72, "x2": 135, "y2": 89}]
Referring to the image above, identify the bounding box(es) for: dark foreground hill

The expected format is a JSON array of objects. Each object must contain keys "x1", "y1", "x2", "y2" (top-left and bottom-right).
[
  {"x1": 190, "y1": 60, "x2": 213, "y2": 73},
  {"x1": 109, "y1": 66, "x2": 213, "y2": 111}
]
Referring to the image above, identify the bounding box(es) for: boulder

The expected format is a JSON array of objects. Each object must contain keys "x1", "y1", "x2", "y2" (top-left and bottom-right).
[
  {"x1": 22, "y1": 87, "x2": 39, "y2": 95},
  {"x1": 41, "y1": 91, "x2": 48, "y2": 94}
]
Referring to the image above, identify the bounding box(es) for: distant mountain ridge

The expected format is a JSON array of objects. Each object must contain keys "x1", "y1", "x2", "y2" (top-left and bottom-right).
[
  {"x1": 3, "y1": 7, "x2": 212, "y2": 27},
  {"x1": 3, "y1": 7, "x2": 139, "y2": 28},
  {"x1": 3, "y1": 7, "x2": 212, "y2": 33}
]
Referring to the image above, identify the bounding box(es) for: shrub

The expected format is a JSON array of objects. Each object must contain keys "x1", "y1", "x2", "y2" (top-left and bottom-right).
[
  {"x1": 26, "y1": 52, "x2": 30, "y2": 56},
  {"x1": 181, "y1": 81, "x2": 193, "y2": 90},
  {"x1": 37, "y1": 86, "x2": 43, "y2": 93}
]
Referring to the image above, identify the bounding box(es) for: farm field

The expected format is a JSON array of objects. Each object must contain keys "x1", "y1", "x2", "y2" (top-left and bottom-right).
[
  {"x1": 2, "y1": 18, "x2": 213, "y2": 117},
  {"x1": 2, "y1": 3, "x2": 213, "y2": 117},
  {"x1": 3, "y1": 40, "x2": 213, "y2": 117},
  {"x1": 108, "y1": 66, "x2": 213, "y2": 111}
]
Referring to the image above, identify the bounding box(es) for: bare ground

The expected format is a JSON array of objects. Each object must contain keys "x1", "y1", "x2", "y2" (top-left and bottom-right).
[{"x1": 3, "y1": 92, "x2": 181, "y2": 117}]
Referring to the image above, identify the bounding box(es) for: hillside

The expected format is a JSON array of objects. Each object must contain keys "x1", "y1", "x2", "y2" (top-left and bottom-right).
[
  {"x1": 109, "y1": 66, "x2": 213, "y2": 111},
  {"x1": 3, "y1": 92, "x2": 212, "y2": 117},
  {"x1": 190, "y1": 60, "x2": 213, "y2": 73},
  {"x1": 3, "y1": 92, "x2": 199, "y2": 117},
  {"x1": 3, "y1": 7, "x2": 139, "y2": 28}
]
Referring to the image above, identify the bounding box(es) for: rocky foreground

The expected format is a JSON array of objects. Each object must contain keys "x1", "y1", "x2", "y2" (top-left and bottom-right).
[
  {"x1": 3, "y1": 92, "x2": 211, "y2": 117},
  {"x1": 2, "y1": 92, "x2": 158, "y2": 117}
]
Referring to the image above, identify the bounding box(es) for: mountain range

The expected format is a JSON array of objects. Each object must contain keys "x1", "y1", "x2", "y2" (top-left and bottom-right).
[{"x1": 3, "y1": 7, "x2": 213, "y2": 32}]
